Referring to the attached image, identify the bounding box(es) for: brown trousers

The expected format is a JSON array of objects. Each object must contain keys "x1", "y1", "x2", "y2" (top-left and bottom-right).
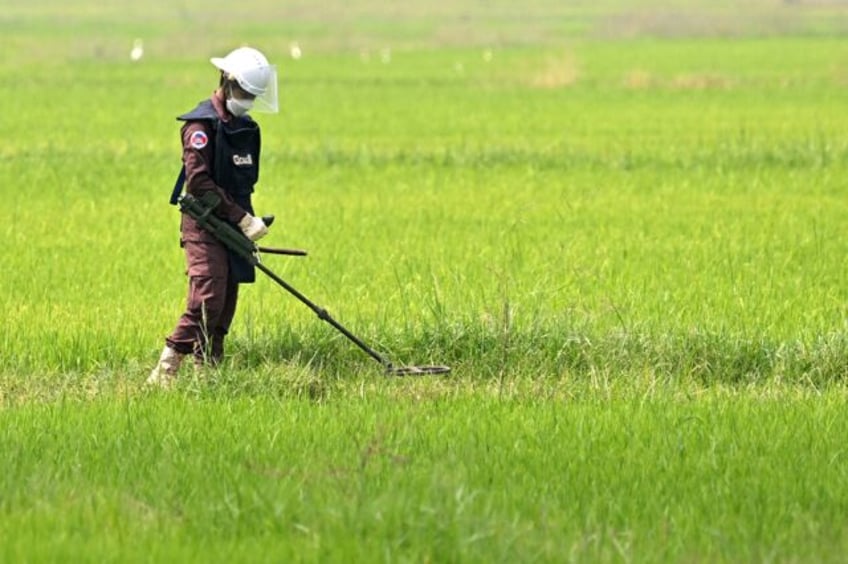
[{"x1": 165, "y1": 241, "x2": 238, "y2": 363}]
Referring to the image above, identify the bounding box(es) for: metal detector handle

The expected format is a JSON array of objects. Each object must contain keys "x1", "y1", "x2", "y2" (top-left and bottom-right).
[
  {"x1": 257, "y1": 246, "x2": 308, "y2": 257},
  {"x1": 178, "y1": 193, "x2": 259, "y2": 264}
]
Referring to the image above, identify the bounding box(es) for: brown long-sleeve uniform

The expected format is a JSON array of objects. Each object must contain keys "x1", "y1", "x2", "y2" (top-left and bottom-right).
[{"x1": 165, "y1": 93, "x2": 249, "y2": 362}]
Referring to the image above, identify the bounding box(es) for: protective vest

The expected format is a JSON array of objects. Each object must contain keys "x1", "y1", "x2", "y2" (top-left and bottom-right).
[
  {"x1": 172, "y1": 99, "x2": 263, "y2": 283},
  {"x1": 175, "y1": 99, "x2": 261, "y2": 212}
]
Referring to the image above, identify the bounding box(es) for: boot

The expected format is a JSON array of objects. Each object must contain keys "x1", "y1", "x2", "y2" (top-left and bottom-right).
[{"x1": 146, "y1": 346, "x2": 184, "y2": 388}]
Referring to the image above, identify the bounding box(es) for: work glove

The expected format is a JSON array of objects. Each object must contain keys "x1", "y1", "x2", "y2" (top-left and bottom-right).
[{"x1": 238, "y1": 213, "x2": 269, "y2": 241}]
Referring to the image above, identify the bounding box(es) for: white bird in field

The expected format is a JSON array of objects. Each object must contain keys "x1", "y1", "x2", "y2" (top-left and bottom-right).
[
  {"x1": 130, "y1": 39, "x2": 144, "y2": 62},
  {"x1": 290, "y1": 42, "x2": 302, "y2": 60}
]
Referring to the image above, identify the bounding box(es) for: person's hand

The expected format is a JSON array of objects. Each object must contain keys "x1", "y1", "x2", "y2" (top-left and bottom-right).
[{"x1": 238, "y1": 213, "x2": 269, "y2": 241}]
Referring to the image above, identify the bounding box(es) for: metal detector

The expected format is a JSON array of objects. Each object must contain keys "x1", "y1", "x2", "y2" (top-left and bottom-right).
[{"x1": 177, "y1": 192, "x2": 451, "y2": 376}]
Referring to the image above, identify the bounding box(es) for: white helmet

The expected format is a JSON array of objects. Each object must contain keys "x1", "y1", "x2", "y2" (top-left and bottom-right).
[{"x1": 211, "y1": 47, "x2": 278, "y2": 113}]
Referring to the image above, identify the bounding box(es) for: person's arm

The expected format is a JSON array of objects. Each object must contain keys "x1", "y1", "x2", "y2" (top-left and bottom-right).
[{"x1": 181, "y1": 121, "x2": 247, "y2": 224}]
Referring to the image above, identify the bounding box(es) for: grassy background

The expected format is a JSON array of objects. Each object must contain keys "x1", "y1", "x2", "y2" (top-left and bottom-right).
[
  {"x1": 2, "y1": 14, "x2": 848, "y2": 380},
  {"x1": 2, "y1": 0, "x2": 848, "y2": 561}
]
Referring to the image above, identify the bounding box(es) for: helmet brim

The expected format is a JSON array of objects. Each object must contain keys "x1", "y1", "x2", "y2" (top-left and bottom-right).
[
  {"x1": 210, "y1": 51, "x2": 279, "y2": 114},
  {"x1": 210, "y1": 57, "x2": 228, "y2": 72}
]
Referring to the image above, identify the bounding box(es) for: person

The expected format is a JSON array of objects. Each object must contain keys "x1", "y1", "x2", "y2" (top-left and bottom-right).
[{"x1": 147, "y1": 46, "x2": 279, "y2": 387}]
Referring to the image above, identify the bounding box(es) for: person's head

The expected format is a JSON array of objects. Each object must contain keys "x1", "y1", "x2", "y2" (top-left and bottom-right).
[{"x1": 211, "y1": 47, "x2": 278, "y2": 116}]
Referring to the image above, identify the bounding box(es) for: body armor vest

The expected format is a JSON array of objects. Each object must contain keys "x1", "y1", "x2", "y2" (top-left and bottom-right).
[
  {"x1": 177, "y1": 99, "x2": 261, "y2": 212},
  {"x1": 176, "y1": 99, "x2": 263, "y2": 283}
]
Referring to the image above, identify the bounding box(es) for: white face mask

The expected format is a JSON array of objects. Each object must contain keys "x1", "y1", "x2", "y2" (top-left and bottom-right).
[{"x1": 226, "y1": 97, "x2": 254, "y2": 117}]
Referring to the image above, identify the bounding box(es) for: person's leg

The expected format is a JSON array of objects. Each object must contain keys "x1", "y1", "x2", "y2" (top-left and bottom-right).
[
  {"x1": 210, "y1": 276, "x2": 239, "y2": 364},
  {"x1": 174, "y1": 275, "x2": 230, "y2": 363},
  {"x1": 148, "y1": 241, "x2": 229, "y2": 385}
]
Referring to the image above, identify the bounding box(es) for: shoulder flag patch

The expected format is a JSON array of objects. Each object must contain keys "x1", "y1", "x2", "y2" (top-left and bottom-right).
[{"x1": 189, "y1": 130, "x2": 208, "y2": 149}]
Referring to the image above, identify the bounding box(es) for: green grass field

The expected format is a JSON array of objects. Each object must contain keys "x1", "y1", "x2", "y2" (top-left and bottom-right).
[{"x1": 3, "y1": 1, "x2": 848, "y2": 561}]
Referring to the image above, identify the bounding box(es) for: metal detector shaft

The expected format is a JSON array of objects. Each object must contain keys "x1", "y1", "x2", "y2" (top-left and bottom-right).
[
  {"x1": 175, "y1": 192, "x2": 452, "y2": 375},
  {"x1": 254, "y1": 263, "x2": 390, "y2": 368},
  {"x1": 178, "y1": 192, "x2": 389, "y2": 367}
]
